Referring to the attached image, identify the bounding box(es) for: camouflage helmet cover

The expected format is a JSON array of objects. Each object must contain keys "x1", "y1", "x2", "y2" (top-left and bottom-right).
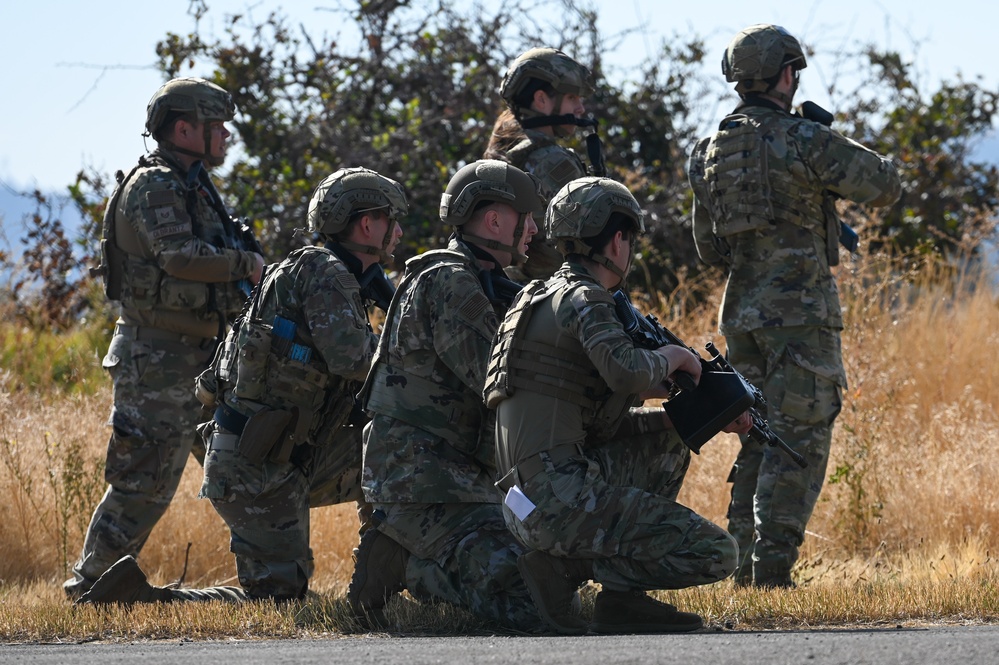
[
  {"x1": 546, "y1": 177, "x2": 644, "y2": 254},
  {"x1": 722, "y1": 24, "x2": 807, "y2": 92},
  {"x1": 500, "y1": 47, "x2": 594, "y2": 109},
  {"x1": 145, "y1": 77, "x2": 236, "y2": 139},
  {"x1": 439, "y1": 159, "x2": 544, "y2": 226},
  {"x1": 307, "y1": 167, "x2": 408, "y2": 236}
]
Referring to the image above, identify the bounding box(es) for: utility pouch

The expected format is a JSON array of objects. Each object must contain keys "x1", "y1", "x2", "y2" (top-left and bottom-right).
[
  {"x1": 233, "y1": 319, "x2": 273, "y2": 400},
  {"x1": 237, "y1": 408, "x2": 295, "y2": 464},
  {"x1": 194, "y1": 367, "x2": 220, "y2": 408}
]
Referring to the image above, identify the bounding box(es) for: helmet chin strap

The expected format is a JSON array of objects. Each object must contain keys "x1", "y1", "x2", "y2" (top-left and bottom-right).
[
  {"x1": 157, "y1": 122, "x2": 220, "y2": 166},
  {"x1": 559, "y1": 239, "x2": 628, "y2": 282},
  {"x1": 458, "y1": 231, "x2": 524, "y2": 267},
  {"x1": 520, "y1": 113, "x2": 597, "y2": 132},
  {"x1": 340, "y1": 230, "x2": 394, "y2": 263},
  {"x1": 459, "y1": 211, "x2": 531, "y2": 267}
]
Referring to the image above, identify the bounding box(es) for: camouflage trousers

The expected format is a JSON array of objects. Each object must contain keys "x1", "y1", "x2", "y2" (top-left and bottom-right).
[
  {"x1": 197, "y1": 420, "x2": 366, "y2": 601},
  {"x1": 374, "y1": 500, "x2": 542, "y2": 631},
  {"x1": 64, "y1": 327, "x2": 213, "y2": 599},
  {"x1": 725, "y1": 325, "x2": 844, "y2": 583},
  {"x1": 505, "y1": 430, "x2": 737, "y2": 592}
]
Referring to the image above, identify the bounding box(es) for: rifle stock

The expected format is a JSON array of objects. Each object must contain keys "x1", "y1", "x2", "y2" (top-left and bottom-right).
[{"x1": 612, "y1": 291, "x2": 807, "y2": 468}]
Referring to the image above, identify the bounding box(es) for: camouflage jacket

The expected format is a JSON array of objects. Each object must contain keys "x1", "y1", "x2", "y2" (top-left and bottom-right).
[
  {"x1": 113, "y1": 149, "x2": 259, "y2": 338},
  {"x1": 221, "y1": 244, "x2": 376, "y2": 445},
  {"x1": 505, "y1": 129, "x2": 587, "y2": 201},
  {"x1": 500, "y1": 129, "x2": 586, "y2": 281},
  {"x1": 688, "y1": 101, "x2": 901, "y2": 335},
  {"x1": 361, "y1": 237, "x2": 506, "y2": 503},
  {"x1": 490, "y1": 261, "x2": 672, "y2": 474}
]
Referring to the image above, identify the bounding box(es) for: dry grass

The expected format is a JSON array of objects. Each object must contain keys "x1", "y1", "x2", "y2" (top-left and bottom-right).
[{"x1": 1, "y1": 248, "x2": 998, "y2": 641}]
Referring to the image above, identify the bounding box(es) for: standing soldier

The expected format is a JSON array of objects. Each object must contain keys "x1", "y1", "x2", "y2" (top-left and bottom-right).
[
  {"x1": 687, "y1": 24, "x2": 901, "y2": 588},
  {"x1": 485, "y1": 47, "x2": 597, "y2": 280},
  {"x1": 486, "y1": 177, "x2": 751, "y2": 634},
  {"x1": 77, "y1": 167, "x2": 406, "y2": 605},
  {"x1": 65, "y1": 77, "x2": 264, "y2": 601},
  {"x1": 349, "y1": 160, "x2": 546, "y2": 630}
]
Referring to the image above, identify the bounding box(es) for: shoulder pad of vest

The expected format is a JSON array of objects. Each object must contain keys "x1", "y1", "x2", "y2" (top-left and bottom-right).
[
  {"x1": 564, "y1": 282, "x2": 614, "y2": 312},
  {"x1": 404, "y1": 248, "x2": 470, "y2": 271}
]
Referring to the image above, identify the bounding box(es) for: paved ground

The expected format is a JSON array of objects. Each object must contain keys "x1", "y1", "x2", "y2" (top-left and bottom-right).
[{"x1": 4, "y1": 625, "x2": 999, "y2": 665}]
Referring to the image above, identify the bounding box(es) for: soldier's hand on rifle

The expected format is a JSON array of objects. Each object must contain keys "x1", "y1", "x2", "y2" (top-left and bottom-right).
[
  {"x1": 657, "y1": 345, "x2": 702, "y2": 386},
  {"x1": 249, "y1": 253, "x2": 265, "y2": 285},
  {"x1": 722, "y1": 411, "x2": 753, "y2": 435}
]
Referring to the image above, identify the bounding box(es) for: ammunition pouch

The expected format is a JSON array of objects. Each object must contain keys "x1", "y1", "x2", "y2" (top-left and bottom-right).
[{"x1": 235, "y1": 407, "x2": 298, "y2": 465}]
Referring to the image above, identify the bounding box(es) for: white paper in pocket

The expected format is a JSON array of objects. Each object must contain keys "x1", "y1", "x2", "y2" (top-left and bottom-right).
[{"x1": 504, "y1": 485, "x2": 537, "y2": 521}]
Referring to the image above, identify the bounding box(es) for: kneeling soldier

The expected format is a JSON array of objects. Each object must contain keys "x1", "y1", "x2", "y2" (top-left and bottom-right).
[
  {"x1": 78, "y1": 167, "x2": 406, "y2": 604},
  {"x1": 486, "y1": 177, "x2": 751, "y2": 634}
]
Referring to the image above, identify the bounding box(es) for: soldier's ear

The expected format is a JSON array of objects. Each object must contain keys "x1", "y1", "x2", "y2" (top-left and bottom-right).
[
  {"x1": 532, "y1": 88, "x2": 553, "y2": 113},
  {"x1": 484, "y1": 208, "x2": 504, "y2": 235}
]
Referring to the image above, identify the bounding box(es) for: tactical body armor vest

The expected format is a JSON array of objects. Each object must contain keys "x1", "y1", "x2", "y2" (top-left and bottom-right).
[
  {"x1": 507, "y1": 133, "x2": 586, "y2": 196},
  {"x1": 703, "y1": 111, "x2": 827, "y2": 245},
  {"x1": 102, "y1": 151, "x2": 254, "y2": 334},
  {"x1": 217, "y1": 246, "x2": 360, "y2": 449},
  {"x1": 484, "y1": 274, "x2": 635, "y2": 445},
  {"x1": 360, "y1": 248, "x2": 488, "y2": 447}
]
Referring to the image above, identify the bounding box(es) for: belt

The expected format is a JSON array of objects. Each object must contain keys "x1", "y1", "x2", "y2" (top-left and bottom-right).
[
  {"x1": 115, "y1": 323, "x2": 213, "y2": 349},
  {"x1": 496, "y1": 443, "x2": 582, "y2": 492}
]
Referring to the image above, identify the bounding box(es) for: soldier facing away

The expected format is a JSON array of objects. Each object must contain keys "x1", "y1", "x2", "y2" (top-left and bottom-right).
[
  {"x1": 687, "y1": 24, "x2": 901, "y2": 588},
  {"x1": 78, "y1": 167, "x2": 405, "y2": 604},
  {"x1": 485, "y1": 47, "x2": 596, "y2": 280},
  {"x1": 486, "y1": 177, "x2": 752, "y2": 634},
  {"x1": 349, "y1": 159, "x2": 547, "y2": 630},
  {"x1": 65, "y1": 77, "x2": 264, "y2": 601}
]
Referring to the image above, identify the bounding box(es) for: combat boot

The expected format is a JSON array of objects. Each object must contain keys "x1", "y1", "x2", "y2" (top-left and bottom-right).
[
  {"x1": 516, "y1": 550, "x2": 591, "y2": 635},
  {"x1": 75, "y1": 556, "x2": 176, "y2": 606},
  {"x1": 347, "y1": 528, "x2": 409, "y2": 628},
  {"x1": 753, "y1": 571, "x2": 796, "y2": 589},
  {"x1": 753, "y1": 560, "x2": 796, "y2": 589},
  {"x1": 590, "y1": 590, "x2": 703, "y2": 634}
]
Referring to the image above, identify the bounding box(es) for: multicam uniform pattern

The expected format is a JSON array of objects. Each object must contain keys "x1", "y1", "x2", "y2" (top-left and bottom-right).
[
  {"x1": 687, "y1": 100, "x2": 901, "y2": 582},
  {"x1": 492, "y1": 129, "x2": 587, "y2": 281},
  {"x1": 196, "y1": 244, "x2": 376, "y2": 600},
  {"x1": 65, "y1": 149, "x2": 259, "y2": 600},
  {"x1": 490, "y1": 261, "x2": 738, "y2": 590},
  {"x1": 360, "y1": 237, "x2": 541, "y2": 630}
]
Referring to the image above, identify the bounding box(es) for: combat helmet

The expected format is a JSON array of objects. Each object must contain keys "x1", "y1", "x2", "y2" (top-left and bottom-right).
[
  {"x1": 500, "y1": 48, "x2": 594, "y2": 136},
  {"x1": 722, "y1": 24, "x2": 807, "y2": 99},
  {"x1": 307, "y1": 167, "x2": 408, "y2": 259},
  {"x1": 439, "y1": 159, "x2": 544, "y2": 265},
  {"x1": 546, "y1": 176, "x2": 644, "y2": 279},
  {"x1": 145, "y1": 77, "x2": 236, "y2": 140}
]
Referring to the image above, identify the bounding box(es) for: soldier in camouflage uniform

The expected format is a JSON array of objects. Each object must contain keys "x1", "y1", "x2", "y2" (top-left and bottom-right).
[
  {"x1": 349, "y1": 160, "x2": 546, "y2": 630},
  {"x1": 486, "y1": 177, "x2": 752, "y2": 634},
  {"x1": 485, "y1": 47, "x2": 595, "y2": 280},
  {"x1": 65, "y1": 78, "x2": 265, "y2": 601},
  {"x1": 78, "y1": 167, "x2": 406, "y2": 605},
  {"x1": 687, "y1": 24, "x2": 902, "y2": 588}
]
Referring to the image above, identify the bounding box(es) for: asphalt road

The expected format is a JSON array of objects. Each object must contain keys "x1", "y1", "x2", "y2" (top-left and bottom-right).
[{"x1": 4, "y1": 626, "x2": 998, "y2": 665}]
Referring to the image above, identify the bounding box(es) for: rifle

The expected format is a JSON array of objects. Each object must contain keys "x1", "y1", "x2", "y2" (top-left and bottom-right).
[
  {"x1": 358, "y1": 263, "x2": 397, "y2": 312},
  {"x1": 797, "y1": 101, "x2": 859, "y2": 253},
  {"x1": 612, "y1": 291, "x2": 807, "y2": 468}
]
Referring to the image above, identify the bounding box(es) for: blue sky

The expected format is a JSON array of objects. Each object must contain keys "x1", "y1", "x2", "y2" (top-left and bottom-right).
[{"x1": 2, "y1": 0, "x2": 997, "y2": 198}]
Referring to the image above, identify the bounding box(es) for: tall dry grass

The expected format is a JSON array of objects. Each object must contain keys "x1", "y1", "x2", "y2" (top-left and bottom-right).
[
  {"x1": 673, "y1": 248, "x2": 999, "y2": 577},
  {"x1": 1, "y1": 246, "x2": 998, "y2": 639}
]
